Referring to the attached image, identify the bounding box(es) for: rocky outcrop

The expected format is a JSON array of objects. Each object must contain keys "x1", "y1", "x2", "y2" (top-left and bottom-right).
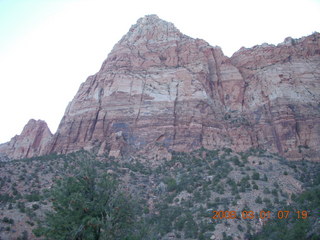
[
  {"x1": 47, "y1": 15, "x2": 320, "y2": 161},
  {"x1": 230, "y1": 34, "x2": 320, "y2": 160},
  {"x1": 48, "y1": 15, "x2": 246, "y2": 158},
  {"x1": 0, "y1": 119, "x2": 53, "y2": 160},
  {"x1": 1, "y1": 15, "x2": 319, "y2": 161}
]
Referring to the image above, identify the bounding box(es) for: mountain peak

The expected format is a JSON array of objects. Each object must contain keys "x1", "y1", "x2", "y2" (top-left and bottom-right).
[
  {"x1": 0, "y1": 119, "x2": 52, "y2": 160},
  {"x1": 1, "y1": 15, "x2": 319, "y2": 162},
  {"x1": 119, "y1": 14, "x2": 185, "y2": 45},
  {"x1": 137, "y1": 14, "x2": 161, "y2": 22},
  {"x1": 135, "y1": 14, "x2": 170, "y2": 27}
]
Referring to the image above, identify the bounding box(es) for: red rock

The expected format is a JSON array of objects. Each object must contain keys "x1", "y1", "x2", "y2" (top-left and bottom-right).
[
  {"x1": 49, "y1": 15, "x2": 244, "y2": 158},
  {"x1": 0, "y1": 119, "x2": 52, "y2": 160},
  {"x1": 48, "y1": 15, "x2": 319, "y2": 161},
  {"x1": 230, "y1": 32, "x2": 320, "y2": 160},
  {"x1": 1, "y1": 15, "x2": 319, "y2": 161}
]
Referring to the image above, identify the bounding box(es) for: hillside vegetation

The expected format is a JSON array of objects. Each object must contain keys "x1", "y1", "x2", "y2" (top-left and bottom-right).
[{"x1": 0, "y1": 148, "x2": 319, "y2": 239}]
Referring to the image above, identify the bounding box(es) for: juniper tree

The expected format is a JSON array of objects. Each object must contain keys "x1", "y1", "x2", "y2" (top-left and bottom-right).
[{"x1": 36, "y1": 159, "x2": 135, "y2": 240}]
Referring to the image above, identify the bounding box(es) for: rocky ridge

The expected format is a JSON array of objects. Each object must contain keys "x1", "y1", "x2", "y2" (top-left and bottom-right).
[
  {"x1": 1, "y1": 15, "x2": 319, "y2": 161},
  {"x1": 0, "y1": 119, "x2": 52, "y2": 160}
]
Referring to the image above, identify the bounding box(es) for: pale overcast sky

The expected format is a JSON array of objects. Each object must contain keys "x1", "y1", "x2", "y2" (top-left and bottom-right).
[{"x1": 0, "y1": 0, "x2": 319, "y2": 143}]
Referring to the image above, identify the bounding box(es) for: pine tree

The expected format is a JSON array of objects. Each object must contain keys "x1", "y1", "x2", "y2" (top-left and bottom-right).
[{"x1": 37, "y1": 159, "x2": 135, "y2": 240}]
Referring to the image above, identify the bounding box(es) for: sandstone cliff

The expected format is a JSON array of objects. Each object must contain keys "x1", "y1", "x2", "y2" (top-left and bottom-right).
[
  {"x1": 1, "y1": 15, "x2": 319, "y2": 160},
  {"x1": 49, "y1": 14, "x2": 247, "y2": 158},
  {"x1": 230, "y1": 34, "x2": 320, "y2": 160},
  {"x1": 0, "y1": 119, "x2": 52, "y2": 160}
]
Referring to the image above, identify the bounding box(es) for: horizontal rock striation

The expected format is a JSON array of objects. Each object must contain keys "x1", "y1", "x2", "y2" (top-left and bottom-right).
[
  {"x1": 1, "y1": 15, "x2": 319, "y2": 161},
  {"x1": 0, "y1": 119, "x2": 53, "y2": 160},
  {"x1": 49, "y1": 15, "x2": 247, "y2": 158},
  {"x1": 230, "y1": 33, "x2": 320, "y2": 160},
  {"x1": 48, "y1": 15, "x2": 320, "y2": 161}
]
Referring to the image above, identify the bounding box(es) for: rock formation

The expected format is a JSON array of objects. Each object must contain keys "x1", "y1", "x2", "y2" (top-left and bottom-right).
[
  {"x1": 49, "y1": 14, "x2": 248, "y2": 158},
  {"x1": 1, "y1": 15, "x2": 319, "y2": 161},
  {"x1": 230, "y1": 34, "x2": 320, "y2": 160},
  {"x1": 0, "y1": 119, "x2": 52, "y2": 160}
]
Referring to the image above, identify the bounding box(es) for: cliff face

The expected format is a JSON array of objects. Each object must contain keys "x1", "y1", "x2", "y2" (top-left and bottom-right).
[
  {"x1": 1, "y1": 15, "x2": 319, "y2": 160},
  {"x1": 49, "y1": 15, "x2": 320, "y2": 160},
  {"x1": 0, "y1": 119, "x2": 52, "y2": 160},
  {"x1": 230, "y1": 35, "x2": 320, "y2": 160},
  {"x1": 49, "y1": 15, "x2": 248, "y2": 158}
]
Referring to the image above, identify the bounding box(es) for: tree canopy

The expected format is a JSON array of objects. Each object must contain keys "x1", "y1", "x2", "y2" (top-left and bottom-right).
[{"x1": 37, "y1": 159, "x2": 135, "y2": 240}]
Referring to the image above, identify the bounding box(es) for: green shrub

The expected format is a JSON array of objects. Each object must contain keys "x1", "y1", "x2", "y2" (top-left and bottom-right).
[
  {"x1": 252, "y1": 172, "x2": 260, "y2": 180},
  {"x1": 165, "y1": 177, "x2": 177, "y2": 192},
  {"x1": 238, "y1": 224, "x2": 244, "y2": 232},
  {"x1": 25, "y1": 191, "x2": 41, "y2": 202},
  {"x1": 32, "y1": 204, "x2": 40, "y2": 210},
  {"x1": 35, "y1": 159, "x2": 137, "y2": 240},
  {"x1": 263, "y1": 188, "x2": 270, "y2": 194},
  {"x1": 17, "y1": 230, "x2": 28, "y2": 240},
  {"x1": 184, "y1": 218, "x2": 198, "y2": 238},
  {"x1": 2, "y1": 217, "x2": 14, "y2": 224},
  {"x1": 262, "y1": 174, "x2": 268, "y2": 181},
  {"x1": 17, "y1": 202, "x2": 26, "y2": 213},
  {"x1": 271, "y1": 189, "x2": 278, "y2": 197},
  {"x1": 255, "y1": 196, "x2": 263, "y2": 204}
]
